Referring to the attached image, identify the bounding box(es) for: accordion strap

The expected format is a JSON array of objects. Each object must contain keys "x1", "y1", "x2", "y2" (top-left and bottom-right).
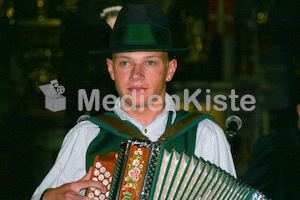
[
  {"x1": 157, "y1": 112, "x2": 202, "y2": 143},
  {"x1": 95, "y1": 113, "x2": 149, "y2": 140},
  {"x1": 93, "y1": 112, "x2": 203, "y2": 143}
]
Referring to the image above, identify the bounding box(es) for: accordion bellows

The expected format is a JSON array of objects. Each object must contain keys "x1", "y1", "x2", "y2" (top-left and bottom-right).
[{"x1": 87, "y1": 139, "x2": 268, "y2": 200}]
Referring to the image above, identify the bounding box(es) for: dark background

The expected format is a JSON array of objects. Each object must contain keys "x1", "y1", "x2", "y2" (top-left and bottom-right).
[{"x1": 0, "y1": 0, "x2": 299, "y2": 199}]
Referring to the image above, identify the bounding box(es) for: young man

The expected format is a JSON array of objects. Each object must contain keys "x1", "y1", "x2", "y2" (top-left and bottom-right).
[{"x1": 32, "y1": 3, "x2": 236, "y2": 200}]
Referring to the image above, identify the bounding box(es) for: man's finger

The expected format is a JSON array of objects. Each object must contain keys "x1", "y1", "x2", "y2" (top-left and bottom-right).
[
  {"x1": 72, "y1": 167, "x2": 106, "y2": 193},
  {"x1": 43, "y1": 185, "x2": 93, "y2": 200},
  {"x1": 72, "y1": 180, "x2": 106, "y2": 193}
]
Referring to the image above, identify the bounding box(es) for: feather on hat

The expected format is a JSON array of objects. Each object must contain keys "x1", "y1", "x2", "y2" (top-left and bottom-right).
[{"x1": 100, "y1": 6, "x2": 122, "y2": 29}]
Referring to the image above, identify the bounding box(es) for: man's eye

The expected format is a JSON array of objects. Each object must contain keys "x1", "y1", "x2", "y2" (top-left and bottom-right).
[
  {"x1": 146, "y1": 61, "x2": 155, "y2": 65},
  {"x1": 120, "y1": 61, "x2": 130, "y2": 66}
]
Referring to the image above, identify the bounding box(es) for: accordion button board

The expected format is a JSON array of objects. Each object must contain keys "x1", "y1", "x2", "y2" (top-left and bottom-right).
[{"x1": 87, "y1": 152, "x2": 118, "y2": 200}]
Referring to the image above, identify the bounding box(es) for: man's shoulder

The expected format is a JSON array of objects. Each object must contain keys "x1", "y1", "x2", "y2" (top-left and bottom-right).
[
  {"x1": 68, "y1": 119, "x2": 100, "y2": 136},
  {"x1": 75, "y1": 119, "x2": 99, "y2": 128},
  {"x1": 175, "y1": 110, "x2": 215, "y2": 121},
  {"x1": 197, "y1": 117, "x2": 223, "y2": 133},
  {"x1": 58, "y1": 119, "x2": 100, "y2": 148},
  {"x1": 172, "y1": 111, "x2": 220, "y2": 137}
]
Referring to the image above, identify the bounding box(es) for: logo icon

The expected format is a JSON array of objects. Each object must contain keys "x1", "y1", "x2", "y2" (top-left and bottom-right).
[{"x1": 39, "y1": 79, "x2": 66, "y2": 112}]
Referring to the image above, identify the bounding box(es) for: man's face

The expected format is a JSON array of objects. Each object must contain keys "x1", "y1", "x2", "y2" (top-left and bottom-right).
[{"x1": 107, "y1": 51, "x2": 177, "y2": 110}]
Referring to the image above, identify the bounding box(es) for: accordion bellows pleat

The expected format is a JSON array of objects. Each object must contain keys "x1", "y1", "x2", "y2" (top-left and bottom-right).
[{"x1": 87, "y1": 139, "x2": 269, "y2": 200}]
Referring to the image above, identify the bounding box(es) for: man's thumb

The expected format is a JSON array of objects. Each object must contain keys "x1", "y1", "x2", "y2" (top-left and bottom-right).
[{"x1": 80, "y1": 167, "x2": 93, "y2": 181}]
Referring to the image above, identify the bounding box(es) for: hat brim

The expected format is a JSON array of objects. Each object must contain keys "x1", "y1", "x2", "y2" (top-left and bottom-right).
[{"x1": 89, "y1": 45, "x2": 191, "y2": 57}]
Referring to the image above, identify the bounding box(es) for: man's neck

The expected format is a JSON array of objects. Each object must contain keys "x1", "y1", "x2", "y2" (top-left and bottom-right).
[{"x1": 122, "y1": 103, "x2": 165, "y2": 126}]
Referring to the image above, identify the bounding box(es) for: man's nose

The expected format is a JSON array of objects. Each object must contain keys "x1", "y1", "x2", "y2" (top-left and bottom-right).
[{"x1": 129, "y1": 64, "x2": 144, "y2": 81}]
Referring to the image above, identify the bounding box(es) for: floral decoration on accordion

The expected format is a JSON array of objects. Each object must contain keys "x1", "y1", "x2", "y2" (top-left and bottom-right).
[{"x1": 122, "y1": 148, "x2": 145, "y2": 194}]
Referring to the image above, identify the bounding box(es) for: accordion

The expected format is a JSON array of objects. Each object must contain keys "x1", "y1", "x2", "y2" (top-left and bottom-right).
[{"x1": 86, "y1": 139, "x2": 268, "y2": 200}]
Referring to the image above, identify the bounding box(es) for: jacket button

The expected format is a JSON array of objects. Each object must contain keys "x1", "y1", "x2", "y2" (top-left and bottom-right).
[{"x1": 143, "y1": 128, "x2": 147, "y2": 134}]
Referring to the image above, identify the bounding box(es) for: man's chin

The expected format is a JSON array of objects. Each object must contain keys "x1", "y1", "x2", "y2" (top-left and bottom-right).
[
  {"x1": 122, "y1": 103, "x2": 147, "y2": 111},
  {"x1": 120, "y1": 99, "x2": 145, "y2": 110}
]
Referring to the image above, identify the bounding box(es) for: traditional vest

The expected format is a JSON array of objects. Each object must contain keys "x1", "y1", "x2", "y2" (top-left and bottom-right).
[{"x1": 85, "y1": 110, "x2": 215, "y2": 172}]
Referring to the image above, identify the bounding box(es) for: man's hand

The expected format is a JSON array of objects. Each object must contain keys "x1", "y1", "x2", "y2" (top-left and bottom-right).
[{"x1": 43, "y1": 167, "x2": 106, "y2": 200}]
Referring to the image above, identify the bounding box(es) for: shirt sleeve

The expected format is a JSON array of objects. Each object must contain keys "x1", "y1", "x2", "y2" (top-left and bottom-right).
[
  {"x1": 31, "y1": 121, "x2": 100, "y2": 200},
  {"x1": 194, "y1": 119, "x2": 237, "y2": 178}
]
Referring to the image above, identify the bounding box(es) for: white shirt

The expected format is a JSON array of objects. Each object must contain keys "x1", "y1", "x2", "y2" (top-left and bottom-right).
[{"x1": 32, "y1": 93, "x2": 236, "y2": 199}]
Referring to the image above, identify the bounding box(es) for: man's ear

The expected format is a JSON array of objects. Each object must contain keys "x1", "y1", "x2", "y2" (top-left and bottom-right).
[
  {"x1": 107, "y1": 58, "x2": 115, "y2": 81},
  {"x1": 166, "y1": 59, "x2": 177, "y2": 82}
]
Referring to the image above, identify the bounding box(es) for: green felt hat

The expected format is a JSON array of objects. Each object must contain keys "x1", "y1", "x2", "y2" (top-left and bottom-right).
[{"x1": 90, "y1": 3, "x2": 190, "y2": 56}]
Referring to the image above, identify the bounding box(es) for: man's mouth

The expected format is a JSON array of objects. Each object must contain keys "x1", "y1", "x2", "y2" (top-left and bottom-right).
[{"x1": 128, "y1": 87, "x2": 146, "y2": 93}]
